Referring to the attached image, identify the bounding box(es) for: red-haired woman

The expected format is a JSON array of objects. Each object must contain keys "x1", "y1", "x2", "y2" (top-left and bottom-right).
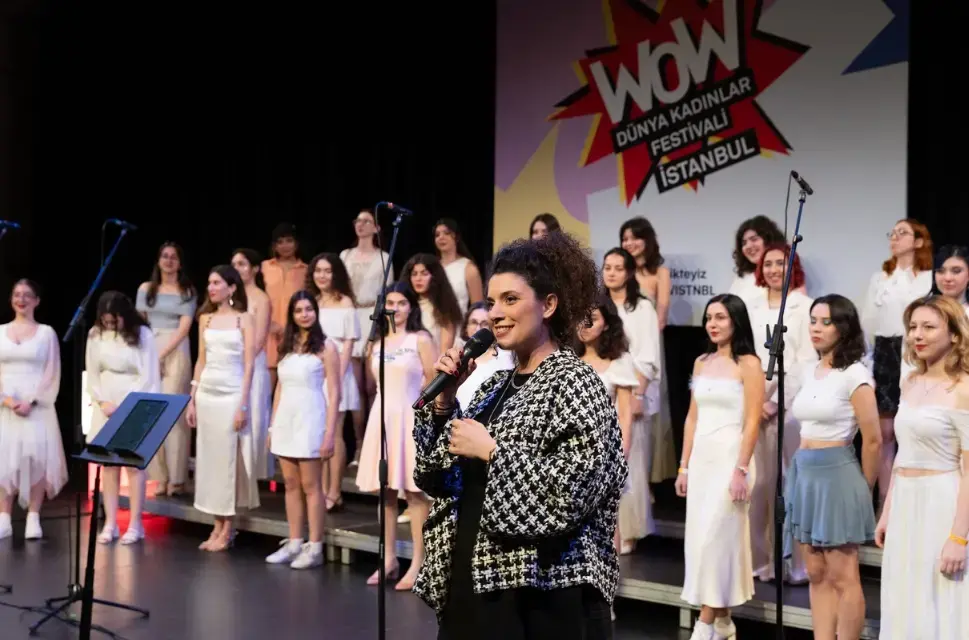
[
  {"x1": 861, "y1": 218, "x2": 934, "y2": 511},
  {"x1": 745, "y1": 243, "x2": 817, "y2": 584}
]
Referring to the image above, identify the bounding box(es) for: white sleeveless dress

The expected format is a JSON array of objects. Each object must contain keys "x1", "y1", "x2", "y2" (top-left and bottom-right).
[
  {"x1": 318, "y1": 306, "x2": 361, "y2": 412},
  {"x1": 681, "y1": 375, "x2": 755, "y2": 608},
  {"x1": 247, "y1": 306, "x2": 273, "y2": 479},
  {"x1": 444, "y1": 257, "x2": 470, "y2": 313},
  {"x1": 0, "y1": 324, "x2": 68, "y2": 506},
  {"x1": 270, "y1": 352, "x2": 328, "y2": 459},
  {"x1": 193, "y1": 326, "x2": 260, "y2": 516}
]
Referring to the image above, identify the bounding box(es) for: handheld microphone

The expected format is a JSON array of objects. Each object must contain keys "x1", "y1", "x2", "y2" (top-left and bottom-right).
[
  {"x1": 106, "y1": 218, "x2": 138, "y2": 231},
  {"x1": 379, "y1": 202, "x2": 414, "y2": 216},
  {"x1": 790, "y1": 171, "x2": 814, "y2": 195},
  {"x1": 412, "y1": 328, "x2": 496, "y2": 410},
  {"x1": 0, "y1": 220, "x2": 20, "y2": 229}
]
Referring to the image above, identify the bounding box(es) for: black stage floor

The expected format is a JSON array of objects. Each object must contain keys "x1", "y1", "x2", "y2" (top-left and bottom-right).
[{"x1": 0, "y1": 497, "x2": 815, "y2": 640}]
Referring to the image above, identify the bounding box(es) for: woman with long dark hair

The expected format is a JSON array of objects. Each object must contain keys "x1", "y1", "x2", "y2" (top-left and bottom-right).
[
  {"x1": 930, "y1": 245, "x2": 969, "y2": 305},
  {"x1": 0, "y1": 279, "x2": 67, "y2": 541},
  {"x1": 402, "y1": 253, "x2": 463, "y2": 352},
  {"x1": 231, "y1": 248, "x2": 273, "y2": 480},
  {"x1": 264, "y1": 291, "x2": 340, "y2": 570},
  {"x1": 415, "y1": 233, "x2": 624, "y2": 639},
  {"x1": 529, "y1": 213, "x2": 560, "y2": 239},
  {"x1": 433, "y1": 218, "x2": 484, "y2": 313},
  {"x1": 619, "y1": 217, "x2": 671, "y2": 329},
  {"x1": 355, "y1": 281, "x2": 437, "y2": 590},
  {"x1": 138, "y1": 241, "x2": 196, "y2": 497},
  {"x1": 307, "y1": 252, "x2": 361, "y2": 512},
  {"x1": 784, "y1": 294, "x2": 880, "y2": 639},
  {"x1": 675, "y1": 293, "x2": 764, "y2": 640},
  {"x1": 86, "y1": 291, "x2": 160, "y2": 544},
  {"x1": 186, "y1": 265, "x2": 258, "y2": 552},
  {"x1": 861, "y1": 218, "x2": 934, "y2": 511}
]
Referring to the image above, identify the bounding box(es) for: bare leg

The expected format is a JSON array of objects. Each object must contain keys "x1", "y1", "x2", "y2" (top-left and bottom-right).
[
  {"x1": 101, "y1": 467, "x2": 121, "y2": 534},
  {"x1": 201, "y1": 517, "x2": 225, "y2": 550},
  {"x1": 367, "y1": 494, "x2": 400, "y2": 585},
  {"x1": 827, "y1": 546, "x2": 865, "y2": 640},
  {"x1": 350, "y1": 358, "x2": 366, "y2": 463},
  {"x1": 803, "y1": 544, "x2": 836, "y2": 640},
  {"x1": 121, "y1": 469, "x2": 146, "y2": 542},
  {"x1": 300, "y1": 459, "x2": 324, "y2": 543},
  {"x1": 878, "y1": 416, "x2": 895, "y2": 509},
  {"x1": 279, "y1": 458, "x2": 305, "y2": 541},
  {"x1": 351, "y1": 409, "x2": 364, "y2": 463},
  {"x1": 326, "y1": 411, "x2": 347, "y2": 509},
  {"x1": 0, "y1": 491, "x2": 11, "y2": 538},
  {"x1": 208, "y1": 516, "x2": 234, "y2": 551},
  {"x1": 27, "y1": 483, "x2": 45, "y2": 513},
  {"x1": 397, "y1": 492, "x2": 430, "y2": 590}
]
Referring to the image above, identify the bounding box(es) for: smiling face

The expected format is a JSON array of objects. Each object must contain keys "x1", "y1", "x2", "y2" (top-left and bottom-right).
[
  {"x1": 158, "y1": 245, "x2": 180, "y2": 276},
  {"x1": 434, "y1": 225, "x2": 457, "y2": 254},
  {"x1": 809, "y1": 303, "x2": 840, "y2": 355},
  {"x1": 621, "y1": 229, "x2": 645, "y2": 261},
  {"x1": 761, "y1": 249, "x2": 787, "y2": 291},
  {"x1": 384, "y1": 291, "x2": 412, "y2": 329},
  {"x1": 487, "y1": 272, "x2": 554, "y2": 353},
  {"x1": 207, "y1": 272, "x2": 235, "y2": 305},
  {"x1": 409, "y1": 263, "x2": 432, "y2": 295},
  {"x1": 10, "y1": 282, "x2": 39, "y2": 319},
  {"x1": 935, "y1": 256, "x2": 969, "y2": 300},
  {"x1": 908, "y1": 305, "x2": 953, "y2": 364},
  {"x1": 741, "y1": 229, "x2": 766, "y2": 266},
  {"x1": 292, "y1": 298, "x2": 317, "y2": 330},
  {"x1": 313, "y1": 258, "x2": 333, "y2": 293},
  {"x1": 704, "y1": 302, "x2": 734, "y2": 347},
  {"x1": 602, "y1": 253, "x2": 628, "y2": 291},
  {"x1": 231, "y1": 252, "x2": 256, "y2": 285}
]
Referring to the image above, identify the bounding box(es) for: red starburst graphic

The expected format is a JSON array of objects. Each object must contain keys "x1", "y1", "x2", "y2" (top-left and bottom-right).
[{"x1": 551, "y1": 0, "x2": 808, "y2": 204}]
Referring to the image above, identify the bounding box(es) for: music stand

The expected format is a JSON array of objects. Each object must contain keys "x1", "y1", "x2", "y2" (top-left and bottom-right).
[{"x1": 28, "y1": 391, "x2": 189, "y2": 639}]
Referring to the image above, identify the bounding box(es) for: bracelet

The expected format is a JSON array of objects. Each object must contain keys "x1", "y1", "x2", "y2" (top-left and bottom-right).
[
  {"x1": 432, "y1": 402, "x2": 454, "y2": 415},
  {"x1": 190, "y1": 380, "x2": 199, "y2": 387},
  {"x1": 678, "y1": 467, "x2": 688, "y2": 475},
  {"x1": 735, "y1": 465, "x2": 749, "y2": 476},
  {"x1": 950, "y1": 533, "x2": 969, "y2": 547}
]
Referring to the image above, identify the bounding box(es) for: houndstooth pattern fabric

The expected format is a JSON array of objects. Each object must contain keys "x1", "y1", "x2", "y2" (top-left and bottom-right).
[{"x1": 412, "y1": 348, "x2": 628, "y2": 617}]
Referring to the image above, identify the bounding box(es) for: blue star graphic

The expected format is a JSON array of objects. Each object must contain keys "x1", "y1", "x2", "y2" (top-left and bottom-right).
[{"x1": 843, "y1": 0, "x2": 909, "y2": 74}]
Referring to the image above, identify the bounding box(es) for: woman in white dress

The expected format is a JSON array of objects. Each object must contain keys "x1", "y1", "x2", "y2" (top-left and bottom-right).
[
  {"x1": 876, "y1": 295, "x2": 969, "y2": 639},
  {"x1": 86, "y1": 291, "x2": 161, "y2": 544},
  {"x1": 137, "y1": 242, "x2": 196, "y2": 497},
  {"x1": 340, "y1": 208, "x2": 392, "y2": 463},
  {"x1": 356, "y1": 282, "x2": 437, "y2": 590},
  {"x1": 784, "y1": 294, "x2": 880, "y2": 640},
  {"x1": 746, "y1": 243, "x2": 817, "y2": 584},
  {"x1": 401, "y1": 254, "x2": 463, "y2": 353},
  {"x1": 185, "y1": 265, "x2": 258, "y2": 552},
  {"x1": 265, "y1": 291, "x2": 340, "y2": 570},
  {"x1": 861, "y1": 218, "x2": 934, "y2": 510},
  {"x1": 0, "y1": 279, "x2": 67, "y2": 541},
  {"x1": 231, "y1": 248, "x2": 273, "y2": 480},
  {"x1": 676, "y1": 293, "x2": 763, "y2": 640},
  {"x1": 727, "y1": 216, "x2": 786, "y2": 305},
  {"x1": 307, "y1": 252, "x2": 361, "y2": 512},
  {"x1": 454, "y1": 303, "x2": 514, "y2": 412},
  {"x1": 433, "y1": 218, "x2": 483, "y2": 314},
  {"x1": 602, "y1": 248, "x2": 662, "y2": 522},
  {"x1": 577, "y1": 293, "x2": 652, "y2": 551}
]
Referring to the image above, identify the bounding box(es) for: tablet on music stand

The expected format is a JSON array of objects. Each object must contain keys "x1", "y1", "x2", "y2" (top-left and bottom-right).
[{"x1": 78, "y1": 392, "x2": 190, "y2": 469}]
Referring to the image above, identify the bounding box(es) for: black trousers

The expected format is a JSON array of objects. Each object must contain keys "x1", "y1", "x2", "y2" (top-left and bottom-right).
[{"x1": 437, "y1": 584, "x2": 612, "y2": 640}]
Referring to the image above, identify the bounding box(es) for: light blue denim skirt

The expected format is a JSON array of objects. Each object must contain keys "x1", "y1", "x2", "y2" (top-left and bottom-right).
[{"x1": 783, "y1": 446, "x2": 875, "y2": 556}]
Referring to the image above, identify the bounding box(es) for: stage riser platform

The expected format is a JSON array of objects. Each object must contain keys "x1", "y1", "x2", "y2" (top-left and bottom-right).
[{"x1": 122, "y1": 494, "x2": 880, "y2": 638}]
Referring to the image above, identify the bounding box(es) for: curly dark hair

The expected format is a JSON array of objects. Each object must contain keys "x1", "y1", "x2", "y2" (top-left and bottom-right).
[
  {"x1": 94, "y1": 290, "x2": 149, "y2": 347},
  {"x1": 619, "y1": 217, "x2": 664, "y2": 274},
  {"x1": 603, "y1": 247, "x2": 646, "y2": 312},
  {"x1": 278, "y1": 290, "x2": 326, "y2": 358},
  {"x1": 401, "y1": 253, "x2": 463, "y2": 331},
  {"x1": 702, "y1": 294, "x2": 757, "y2": 363},
  {"x1": 145, "y1": 242, "x2": 197, "y2": 307},
  {"x1": 574, "y1": 291, "x2": 628, "y2": 361},
  {"x1": 306, "y1": 252, "x2": 356, "y2": 304},
  {"x1": 491, "y1": 232, "x2": 599, "y2": 347},
  {"x1": 231, "y1": 248, "x2": 266, "y2": 291},
  {"x1": 733, "y1": 216, "x2": 785, "y2": 277},
  {"x1": 810, "y1": 294, "x2": 866, "y2": 370}
]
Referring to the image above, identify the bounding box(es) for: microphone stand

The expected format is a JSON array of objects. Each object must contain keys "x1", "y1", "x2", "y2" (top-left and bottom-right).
[
  {"x1": 765, "y1": 183, "x2": 810, "y2": 639},
  {"x1": 367, "y1": 203, "x2": 408, "y2": 640}
]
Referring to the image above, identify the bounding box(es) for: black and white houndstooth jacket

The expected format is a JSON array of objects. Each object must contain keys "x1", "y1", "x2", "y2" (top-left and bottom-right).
[{"x1": 412, "y1": 348, "x2": 628, "y2": 617}]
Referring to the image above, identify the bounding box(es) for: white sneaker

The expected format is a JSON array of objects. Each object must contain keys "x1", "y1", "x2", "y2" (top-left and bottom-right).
[
  {"x1": 714, "y1": 616, "x2": 737, "y2": 639},
  {"x1": 266, "y1": 538, "x2": 303, "y2": 564},
  {"x1": 690, "y1": 621, "x2": 715, "y2": 640},
  {"x1": 289, "y1": 542, "x2": 324, "y2": 569},
  {"x1": 0, "y1": 513, "x2": 11, "y2": 540},
  {"x1": 24, "y1": 512, "x2": 42, "y2": 540}
]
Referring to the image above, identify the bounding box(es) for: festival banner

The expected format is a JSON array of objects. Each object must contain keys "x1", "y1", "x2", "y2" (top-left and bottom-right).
[{"x1": 495, "y1": 0, "x2": 909, "y2": 324}]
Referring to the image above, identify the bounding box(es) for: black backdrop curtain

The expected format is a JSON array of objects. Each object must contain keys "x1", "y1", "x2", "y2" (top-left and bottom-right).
[{"x1": 1, "y1": 1, "x2": 966, "y2": 474}]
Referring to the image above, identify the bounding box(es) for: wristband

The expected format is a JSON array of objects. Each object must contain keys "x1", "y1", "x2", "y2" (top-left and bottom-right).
[
  {"x1": 950, "y1": 533, "x2": 968, "y2": 547},
  {"x1": 678, "y1": 467, "x2": 688, "y2": 475}
]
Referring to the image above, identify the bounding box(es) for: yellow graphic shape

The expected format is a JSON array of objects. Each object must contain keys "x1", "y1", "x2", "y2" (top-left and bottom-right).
[{"x1": 494, "y1": 123, "x2": 591, "y2": 250}]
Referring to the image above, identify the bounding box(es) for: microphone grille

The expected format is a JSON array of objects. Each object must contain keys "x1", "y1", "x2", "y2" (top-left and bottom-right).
[{"x1": 463, "y1": 328, "x2": 496, "y2": 359}]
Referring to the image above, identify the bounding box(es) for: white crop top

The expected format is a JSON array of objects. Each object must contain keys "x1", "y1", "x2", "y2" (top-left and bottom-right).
[
  {"x1": 792, "y1": 362, "x2": 873, "y2": 441},
  {"x1": 893, "y1": 402, "x2": 969, "y2": 472}
]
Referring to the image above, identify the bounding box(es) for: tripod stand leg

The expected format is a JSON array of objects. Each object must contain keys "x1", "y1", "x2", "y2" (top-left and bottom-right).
[
  {"x1": 28, "y1": 597, "x2": 76, "y2": 634},
  {"x1": 0, "y1": 585, "x2": 10, "y2": 594},
  {"x1": 91, "y1": 597, "x2": 150, "y2": 618}
]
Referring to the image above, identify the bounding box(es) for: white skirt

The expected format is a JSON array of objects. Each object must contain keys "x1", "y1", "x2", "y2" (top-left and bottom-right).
[
  {"x1": 618, "y1": 413, "x2": 655, "y2": 541},
  {"x1": 337, "y1": 359, "x2": 361, "y2": 412},
  {"x1": 681, "y1": 427, "x2": 755, "y2": 608},
  {"x1": 351, "y1": 306, "x2": 375, "y2": 359},
  {"x1": 0, "y1": 404, "x2": 68, "y2": 508},
  {"x1": 880, "y1": 472, "x2": 969, "y2": 639},
  {"x1": 250, "y1": 350, "x2": 273, "y2": 479}
]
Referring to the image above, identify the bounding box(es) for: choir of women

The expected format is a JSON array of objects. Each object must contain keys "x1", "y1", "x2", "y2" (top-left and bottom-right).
[
  {"x1": 265, "y1": 291, "x2": 340, "y2": 570},
  {"x1": 87, "y1": 291, "x2": 161, "y2": 544},
  {"x1": 138, "y1": 242, "x2": 196, "y2": 496},
  {"x1": 0, "y1": 280, "x2": 67, "y2": 540},
  {"x1": 7, "y1": 205, "x2": 969, "y2": 639}
]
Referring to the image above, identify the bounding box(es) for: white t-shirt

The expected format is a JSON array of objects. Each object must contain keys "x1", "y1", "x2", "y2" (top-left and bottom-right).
[{"x1": 792, "y1": 361, "x2": 873, "y2": 441}]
